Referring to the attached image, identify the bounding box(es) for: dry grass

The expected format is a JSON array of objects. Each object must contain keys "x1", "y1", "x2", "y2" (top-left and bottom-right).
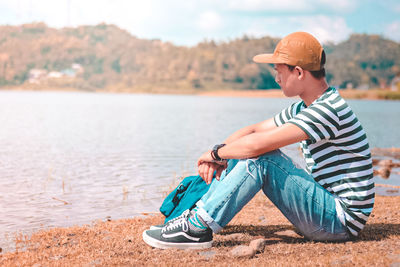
[{"x1": 1, "y1": 193, "x2": 399, "y2": 266}]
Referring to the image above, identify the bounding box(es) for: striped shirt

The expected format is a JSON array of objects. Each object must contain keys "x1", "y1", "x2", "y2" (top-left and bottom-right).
[{"x1": 274, "y1": 87, "x2": 374, "y2": 236}]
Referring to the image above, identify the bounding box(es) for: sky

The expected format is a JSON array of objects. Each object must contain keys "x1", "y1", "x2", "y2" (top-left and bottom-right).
[{"x1": 0, "y1": 0, "x2": 399, "y2": 46}]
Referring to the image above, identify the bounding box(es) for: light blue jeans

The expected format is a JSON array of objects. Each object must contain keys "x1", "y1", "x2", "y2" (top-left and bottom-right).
[{"x1": 196, "y1": 150, "x2": 351, "y2": 241}]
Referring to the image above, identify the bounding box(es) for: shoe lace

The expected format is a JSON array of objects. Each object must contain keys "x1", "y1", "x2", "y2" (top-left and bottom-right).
[
  {"x1": 167, "y1": 209, "x2": 190, "y2": 224},
  {"x1": 162, "y1": 212, "x2": 189, "y2": 233}
]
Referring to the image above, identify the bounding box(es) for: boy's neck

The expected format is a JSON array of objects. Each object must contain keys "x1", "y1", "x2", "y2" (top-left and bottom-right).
[{"x1": 300, "y1": 79, "x2": 329, "y2": 106}]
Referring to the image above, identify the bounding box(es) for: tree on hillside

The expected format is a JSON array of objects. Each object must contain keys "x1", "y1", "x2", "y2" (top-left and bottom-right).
[{"x1": 0, "y1": 24, "x2": 398, "y2": 91}]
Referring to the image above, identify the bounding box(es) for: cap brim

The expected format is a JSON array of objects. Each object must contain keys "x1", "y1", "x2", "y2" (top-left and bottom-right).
[{"x1": 253, "y1": 53, "x2": 282, "y2": 64}]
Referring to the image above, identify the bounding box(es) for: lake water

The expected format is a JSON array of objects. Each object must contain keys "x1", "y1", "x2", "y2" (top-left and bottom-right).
[{"x1": 0, "y1": 90, "x2": 399, "y2": 251}]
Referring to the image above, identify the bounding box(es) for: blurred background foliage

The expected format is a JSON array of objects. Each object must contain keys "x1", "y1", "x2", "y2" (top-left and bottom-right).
[{"x1": 0, "y1": 23, "x2": 399, "y2": 92}]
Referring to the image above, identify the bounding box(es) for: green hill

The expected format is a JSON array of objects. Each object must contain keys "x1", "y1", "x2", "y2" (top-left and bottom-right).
[{"x1": 0, "y1": 23, "x2": 399, "y2": 92}]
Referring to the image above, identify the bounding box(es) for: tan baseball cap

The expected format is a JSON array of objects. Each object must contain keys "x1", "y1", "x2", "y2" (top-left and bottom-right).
[{"x1": 253, "y1": 32, "x2": 324, "y2": 71}]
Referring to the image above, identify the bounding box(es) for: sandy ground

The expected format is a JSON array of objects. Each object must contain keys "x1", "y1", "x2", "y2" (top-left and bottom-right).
[{"x1": 1, "y1": 191, "x2": 399, "y2": 266}]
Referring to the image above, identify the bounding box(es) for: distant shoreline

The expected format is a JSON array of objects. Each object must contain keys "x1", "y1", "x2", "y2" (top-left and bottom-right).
[
  {"x1": 198, "y1": 89, "x2": 400, "y2": 100},
  {"x1": 198, "y1": 89, "x2": 286, "y2": 98},
  {"x1": 1, "y1": 87, "x2": 399, "y2": 100}
]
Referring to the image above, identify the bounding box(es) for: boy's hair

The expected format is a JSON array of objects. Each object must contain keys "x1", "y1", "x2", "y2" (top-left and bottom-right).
[{"x1": 286, "y1": 50, "x2": 326, "y2": 79}]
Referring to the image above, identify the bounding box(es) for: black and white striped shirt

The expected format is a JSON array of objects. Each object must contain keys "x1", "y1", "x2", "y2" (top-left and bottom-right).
[{"x1": 274, "y1": 87, "x2": 374, "y2": 236}]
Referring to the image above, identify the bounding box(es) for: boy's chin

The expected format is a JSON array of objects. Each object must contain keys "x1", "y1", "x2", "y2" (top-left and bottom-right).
[{"x1": 282, "y1": 90, "x2": 297, "y2": 97}]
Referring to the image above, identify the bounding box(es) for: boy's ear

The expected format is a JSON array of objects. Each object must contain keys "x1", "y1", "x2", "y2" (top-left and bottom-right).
[{"x1": 295, "y1": 66, "x2": 304, "y2": 80}]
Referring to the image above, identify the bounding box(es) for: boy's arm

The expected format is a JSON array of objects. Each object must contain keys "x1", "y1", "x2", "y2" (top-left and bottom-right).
[
  {"x1": 198, "y1": 118, "x2": 278, "y2": 184},
  {"x1": 199, "y1": 122, "x2": 307, "y2": 163},
  {"x1": 223, "y1": 118, "x2": 277, "y2": 144}
]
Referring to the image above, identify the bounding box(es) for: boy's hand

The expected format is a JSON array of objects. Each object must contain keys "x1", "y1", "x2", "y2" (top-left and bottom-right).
[
  {"x1": 197, "y1": 150, "x2": 214, "y2": 166},
  {"x1": 197, "y1": 150, "x2": 227, "y2": 166},
  {"x1": 198, "y1": 161, "x2": 227, "y2": 185}
]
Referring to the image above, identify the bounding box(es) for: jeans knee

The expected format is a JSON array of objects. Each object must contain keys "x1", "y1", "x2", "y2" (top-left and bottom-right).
[
  {"x1": 258, "y1": 149, "x2": 283, "y2": 160},
  {"x1": 225, "y1": 159, "x2": 239, "y2": 175},
  {"x1": 243, "y1": 159, "x2": 264, "y2": 185}
]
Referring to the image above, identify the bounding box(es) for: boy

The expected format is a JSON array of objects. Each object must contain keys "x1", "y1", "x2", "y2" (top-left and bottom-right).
[{"x1": 143, "y1": 32, "x2": 374, "y2": 249}]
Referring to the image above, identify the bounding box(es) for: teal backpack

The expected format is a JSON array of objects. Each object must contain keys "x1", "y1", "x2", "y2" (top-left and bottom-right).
[{"x1": 160, "y1": 175, "x2": 211, "y2": 223}]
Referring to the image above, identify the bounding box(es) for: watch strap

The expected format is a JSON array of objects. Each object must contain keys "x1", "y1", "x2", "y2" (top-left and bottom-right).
[{"x1": 211, "y1": 144, "x2": 226, "y2": 161}]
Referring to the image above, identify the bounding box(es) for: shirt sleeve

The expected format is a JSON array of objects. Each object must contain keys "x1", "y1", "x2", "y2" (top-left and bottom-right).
[
  {"x1": 287, "y1": 102, "x2": 340, "y2": 143},
  {"x1": 274, "y1": 102, "x2": 301, "y2": 126}
]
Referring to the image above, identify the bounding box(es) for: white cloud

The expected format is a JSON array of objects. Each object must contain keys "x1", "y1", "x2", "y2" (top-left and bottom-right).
[
  {"x1": 196, "y1": 11, "x2": 223, "y2": 32},
  {"x1": 0, "y1": 0, "x2": 396, "y2": 46},
  {"x1": 228, "y1": 0, "x2": 309, "y2": 12},
  {"x1": 384, "y1": 21, "x2": 400, "y2": 42},
  {"x1": 243, "y1": 18, "x2": 281, "y2": 38},
  {"x1": 227, "y1": 0, "x2": 358, "y2": 12},
  {"x1": 0, "y1": 0, "x2": 155, "y2": 28},
  {"x1": 0, "y1": 0, "x2": 198, "y2": 42},
  {"x1": 244, "y1": 15, "x2": 352, "y2": 44},
  {"x1": 299, "y1": 15, "x2": 352, "y2": 43},
  {"x1": 395, "y1": 4, "x2": 400, "y2": 13},
  {"x1": 317, "y1": 0, "x2": 357, "y2": 12}
]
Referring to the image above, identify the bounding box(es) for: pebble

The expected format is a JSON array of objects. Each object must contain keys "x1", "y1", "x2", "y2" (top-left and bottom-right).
[
  {"x1": 258, "y1": 216, "x2": 267, "y2": 223},
  {"x1": 125, "y1": 236, "x2": 135, "y2": 243},
  {"x1": 378, "y1": 159, "x2": 393, "y2": 167},
  {"x1": 224, "y1": 233, "x2": 247, "y2": 241},
  {"x1": 249, "y1": 238, "x2": 266, "y2": 252},
  {"x1": 388, "y1": 254, "x2": 400, "y2": 266},
  {"x1": 275, "y1": 230, "x2": 302, "y2": 238},
  {"x1": 50, "y1": 255, "x2": 64, "y2": 260},
  {"x1": 377, "y1": 168, "x2": 391, "y2": 179},
  {"x1": 331, "y1": 255, "x2": 352, "y2": 265},
  {"x1": 198, "y1": 250, "x2": 216, "y2": 260},
  {"x1": 230, "y1": 245, "x2": 256, "y2": 258}
]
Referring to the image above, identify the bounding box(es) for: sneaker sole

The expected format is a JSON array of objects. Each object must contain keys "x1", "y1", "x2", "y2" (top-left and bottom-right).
[{"x1": 142, "y1": 230, "x2": 212, "y2": 250}]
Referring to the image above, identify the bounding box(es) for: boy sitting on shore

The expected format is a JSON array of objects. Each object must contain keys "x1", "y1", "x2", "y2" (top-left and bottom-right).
[{"x1": 143, "y1": 32, "x2": 375, "y2": 249}]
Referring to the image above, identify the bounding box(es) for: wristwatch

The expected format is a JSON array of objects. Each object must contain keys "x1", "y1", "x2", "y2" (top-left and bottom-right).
[{"x1": 211, "y1": 144, "x2": 226, "y2": 161}]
